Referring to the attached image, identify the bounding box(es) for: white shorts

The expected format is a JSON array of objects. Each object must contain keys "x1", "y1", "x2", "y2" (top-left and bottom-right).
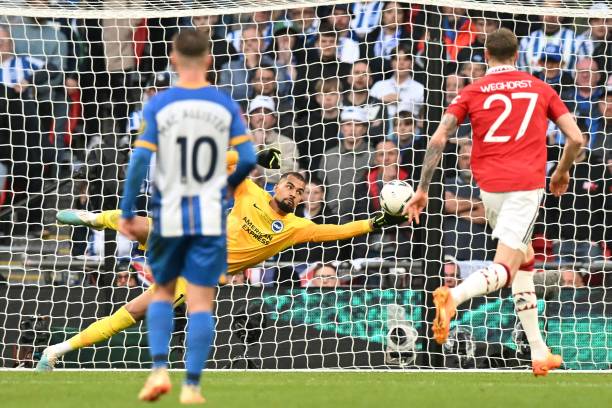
[{"x1": 479, "y1": 188, "x2": 544, "y2": 254}]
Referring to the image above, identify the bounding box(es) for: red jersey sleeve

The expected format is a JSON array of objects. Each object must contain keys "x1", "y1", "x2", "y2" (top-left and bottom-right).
[
  {"x1": 546, "y1": 86, "x2": 570, "y2": 122},
  {"x1": 445, "y1": 87, "x2": 471, "y2": 124}
]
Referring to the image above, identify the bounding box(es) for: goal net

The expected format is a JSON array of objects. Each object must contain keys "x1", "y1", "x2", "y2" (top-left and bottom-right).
[{"x1": 0, "y1": 0, "x2": 610, "y2": 370}]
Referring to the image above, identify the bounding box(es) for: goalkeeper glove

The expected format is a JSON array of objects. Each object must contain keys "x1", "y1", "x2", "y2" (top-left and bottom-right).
[
  {"x1": 371, "y1": 211, "x2": 408, "y2": 229},
  {"x1": 257, "y1": 148, "x2": 281, "y2": 169}
]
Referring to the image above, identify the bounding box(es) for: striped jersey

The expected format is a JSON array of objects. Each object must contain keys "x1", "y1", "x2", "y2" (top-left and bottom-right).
[
  {"x1": 350, "y1": 1, "x2": 383, "y2": 37},
  {"x1": 0, "y1": 55, "x2": 44, "y2": 86},
  {"x1": 518, "y1": 28, "x2": 578, "y2": 72},
  {"x1": 135, "y1": 85, "x2": 248, "y2": 237}
]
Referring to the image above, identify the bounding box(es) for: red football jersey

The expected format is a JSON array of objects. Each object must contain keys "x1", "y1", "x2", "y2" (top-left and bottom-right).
[{"x1": 446, "y1": 66, "x2": 569, "y2": 192}]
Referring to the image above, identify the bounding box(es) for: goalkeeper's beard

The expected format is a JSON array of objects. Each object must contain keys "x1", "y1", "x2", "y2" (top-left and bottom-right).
[{"x1": 275, "y1": 197, "x2": 296, "y2": 214}]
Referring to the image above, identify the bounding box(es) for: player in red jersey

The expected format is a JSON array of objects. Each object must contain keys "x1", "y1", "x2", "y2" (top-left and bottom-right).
[{"x1": 404, "y1": 28, "x2": 584, "y2": 376}]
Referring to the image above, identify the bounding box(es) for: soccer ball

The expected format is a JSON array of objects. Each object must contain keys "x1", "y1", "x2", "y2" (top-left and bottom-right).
[{"x1": 379, "y1": 180, "x2": 414, "y2": 215}]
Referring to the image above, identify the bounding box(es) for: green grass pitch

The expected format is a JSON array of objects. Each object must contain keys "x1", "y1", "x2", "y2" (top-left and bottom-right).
[{"x1": 2, "y1": 371, "x2": 611, "y2": 408}]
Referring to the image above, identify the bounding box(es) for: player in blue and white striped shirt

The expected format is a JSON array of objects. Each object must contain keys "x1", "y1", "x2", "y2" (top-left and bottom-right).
[
  {"x1": 518, "y1": 12, "x2": 578, "y2": 73},
  {"x1": 118, "y1": 29, "x2": 256, "y2": 404},
  {"x1": 0, "y1": 25, "x2": 45, "y2": 92}
]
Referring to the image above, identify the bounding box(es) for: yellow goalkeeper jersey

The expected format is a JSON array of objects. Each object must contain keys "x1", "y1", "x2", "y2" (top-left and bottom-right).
[
  {"x1": 110, "y1": 151, "x2": 371, "y2": 276},
  {"x1": 226, "y1": 179, "x2": 372, "y2": 274}
]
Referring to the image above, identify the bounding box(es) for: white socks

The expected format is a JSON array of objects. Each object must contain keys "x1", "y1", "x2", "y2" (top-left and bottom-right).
[
  {"x1": 47, "y1": 341, "x2": 73, "y2": 357},
  {"x1": 512, "y1": 269, "x2": 549, "y2": 361},
  {"x1": 450, "y1": 263, "x2": 509, "y2": 306}
]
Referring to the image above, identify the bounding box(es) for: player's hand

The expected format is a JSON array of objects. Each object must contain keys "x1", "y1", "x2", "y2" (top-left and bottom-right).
[
  {"x1": 118, "y1": 217, "x2": 140, "y2": 241},
  {"x1": 403, "y1": 188, "x2": 428, "y2": 225},
  {"x1": 371, "y1": 211, "x2": 408, "y2": 229},
  {"x1": 257, "y1": 148, "x2": 281, "y2": 169},
  {"x1": 549, "y1": 169, "x2": 570, "y2": 197}
]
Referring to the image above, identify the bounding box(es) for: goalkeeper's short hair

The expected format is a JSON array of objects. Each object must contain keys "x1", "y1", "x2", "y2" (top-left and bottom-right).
[{"x1": 279, "y1": 172, "x2": 306, "y2": 184}]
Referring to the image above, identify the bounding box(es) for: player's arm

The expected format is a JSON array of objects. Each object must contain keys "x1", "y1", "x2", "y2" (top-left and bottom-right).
[
  {"x1": 403, "y1": 113, "x2": 458, "y2": 223},
  {"x1": 293, "y1": 220, "x2": 373, "y2": 244},
  {"x1": 119, "y1": 103, "x2": 157, "y2": 222},
  {"x1": 226, "y1": 101, "x2": 257, "y2": 189},
  {"x1": 550, "y1": 112, "x2": 585, "y2": 197},
  {"x1": 292, "y1": 212, "x2": 407, "y2": 244}
]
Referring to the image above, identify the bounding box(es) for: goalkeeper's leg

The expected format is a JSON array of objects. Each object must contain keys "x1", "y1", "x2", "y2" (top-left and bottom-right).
[
  {"x1": 56, "y1": 209, "x2": 150, "y2": 247},
  {"x1": 36, "y1": 280, "x2": 187, "y2": 371}
]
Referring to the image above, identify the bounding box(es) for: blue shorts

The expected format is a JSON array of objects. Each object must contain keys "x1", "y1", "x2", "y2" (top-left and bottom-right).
[{"x1": 147, "y1": 233, "x2": 226, "y2": 287}]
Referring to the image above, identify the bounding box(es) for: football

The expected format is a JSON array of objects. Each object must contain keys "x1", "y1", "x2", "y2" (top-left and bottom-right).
[{"x1": 379, "y1": 180, "x2": 414, "y2": 215}]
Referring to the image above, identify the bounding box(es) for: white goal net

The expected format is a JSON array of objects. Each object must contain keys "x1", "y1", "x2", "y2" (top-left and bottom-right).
[{"x1": 0, "y1": 0, "x2": 611, "y2": 370}]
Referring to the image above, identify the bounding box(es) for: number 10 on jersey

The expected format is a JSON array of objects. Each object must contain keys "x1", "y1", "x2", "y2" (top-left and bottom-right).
[{"x1": 177, "y1": 136, "x2": 218, "y2": 183}]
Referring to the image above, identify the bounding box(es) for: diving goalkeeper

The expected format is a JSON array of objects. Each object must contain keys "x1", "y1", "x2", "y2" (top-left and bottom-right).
[{"x1": 37, "y1": 150, "x2": 405, "y2": 370}]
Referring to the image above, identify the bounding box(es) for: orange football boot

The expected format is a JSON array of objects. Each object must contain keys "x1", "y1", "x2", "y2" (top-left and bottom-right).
[
  {"x1": 532, "y1": 352, "x2": 563, "y2": 377},
  {"x1": 138, "y1": 368, "x2": 172, "y2": 402},
  {"x1": 432, "y1": 286, "x2": 457, "y2": 345}
]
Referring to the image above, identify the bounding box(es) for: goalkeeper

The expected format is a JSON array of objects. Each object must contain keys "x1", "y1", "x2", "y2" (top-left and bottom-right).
[{"x1": 37, "y1": 149, "x2": 405, "y2": 370}]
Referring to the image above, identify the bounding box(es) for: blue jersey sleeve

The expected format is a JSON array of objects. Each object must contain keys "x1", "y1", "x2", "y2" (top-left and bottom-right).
[{"x1": 133, "y1": 101, "x2": 159, "y2": 151}]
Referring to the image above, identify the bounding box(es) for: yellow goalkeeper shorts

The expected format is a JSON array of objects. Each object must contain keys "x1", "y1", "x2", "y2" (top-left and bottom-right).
[{"x1": 146, "y1": 277, "x2": 188, "y2": 308}]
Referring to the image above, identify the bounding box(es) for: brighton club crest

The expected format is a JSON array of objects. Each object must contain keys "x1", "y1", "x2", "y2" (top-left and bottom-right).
[{"x1": 271, "y1": 220, "x2": 284, "y2": 233}]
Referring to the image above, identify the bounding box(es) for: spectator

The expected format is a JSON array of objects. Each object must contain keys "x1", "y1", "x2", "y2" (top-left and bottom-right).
[
  {"x1": 561, "y1": 270, "x2": 586, "y2": 288},
  {"x1": 368, "y1": 140, "x2": 408, "y2": 195},
  {"x1": 115, "y1": 270, "x2": 138, "y2": 288},
  {"x1": 321, "y1": 106, "x2": 373, "y2": 223},
  {"x1": 246, "y1": 64, "x2": 294, "y2": 132},
  {"x1": 326, "y1": 4, "x2": 360, "y2": 64},
  {"x1": 283, "y1": 177, "x2": 340, "y2": 264},
  {"x1": 518, "y1": 0, "x2": 578, "y2": 73},
  {"x1": 127, "y1": 72, "x2": 171, "y2": 138},
  {"x1": 438, "y1": 7, "x2": 477, "y2": 62},
  {"x1": 576, "y1": 2, "x2": 611, "y2": 85},
  {"x1": 458, "y1": 59, "x2": 486, "y2": 83},
  {"x1": 343, "y1": 60, "x2": 388, "y2": 140},
  {"x1": 388, "y1": 110, "x2": 426, "y2": 182},
  {"x1": 362, "y1": 1, "x2": 412, "y2": 74},
  {"x1": 362, "y1": 139, "x2": 412, "y2": 259},
  {"x1": 350, "y1": 1, "x2": 384, "y2": 39},
  {"x1": 191, "y1": 15, "x2": 237, "y2": 82},
  {"x1": 10, "y1": 9, "x2": 70, "y2": 161},
  {"x1": 288, "y1": 7, "x2": 319, "y2": 47},
  {"x1": 248, "y1": 96, "x2": 299, "y2": 187},
  {"x1": 544, "y1": 132, "x2": 609, "y2": 264},
  {"x1": 293, "y1": 78, "x2": 342, "y2": 171},
  {"x1": 562, "y1": 58, "x2": 604, "y2": 149},
  {"x1": 370, "y1": 44, "x2": 424, "y2": 118},
  {"x1": 226, "y1": 10, "x2": 275, "y2": 53},
  {"x1": 294, "y1": 21, "x2": 352, "y2": 107},
  {"x1": 535, "y1": 43, "x2": 573, "y2": 96},
  {"x1": 72, "y1": 16, "x2": 142, "y2": 141},
  {"x1": 307, "y1": 263, "x2": 339, "y2": 288},
  {"x1": 456, "y1": 16, "x2": 498, "y2": 64},
  {"x1": 268, "y1": 22, "x2": 304, "y2": 99},
  {"x1": 443, "y1": 74, "x2": 466, "y2": 107},
  {"x1": 443, "y1": 256, "x2": 461, "y2": 288},
  {"x1": 0, "y1": 25, "x2": 49, "y2": 237},
  {"x1": 443, "y1": 141, "x2": 492, "y2": 261},
  {"x1": 218, "y1": 23, "x2": 273, "y2": 102}
]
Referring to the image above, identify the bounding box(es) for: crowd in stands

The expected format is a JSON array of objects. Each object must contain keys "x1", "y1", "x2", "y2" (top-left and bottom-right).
[{"x1": 1, "y1": 1, "x2": 611, "y2": 287}]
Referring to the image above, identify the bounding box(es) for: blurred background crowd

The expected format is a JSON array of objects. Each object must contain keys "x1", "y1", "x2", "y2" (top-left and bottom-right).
[{"x1": 0, "y1": 0, "x2": 611, "y2": 288}]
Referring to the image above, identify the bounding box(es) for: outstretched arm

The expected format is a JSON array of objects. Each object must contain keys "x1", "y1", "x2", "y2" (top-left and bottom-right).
[
  {"x1": 292, "y1": 210, "x2": 409, "y2": 245},
  {"x1": 403, "y1": 113, "x2": 457, "y2": 224},
  {"x1": 293, "y1": 220, "x2": 373, "y2": 244}
]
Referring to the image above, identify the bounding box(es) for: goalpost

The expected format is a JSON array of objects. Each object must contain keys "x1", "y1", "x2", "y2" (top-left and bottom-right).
[{"x1": 0, "y1": 0, "x2": 610, "y2": 370}]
